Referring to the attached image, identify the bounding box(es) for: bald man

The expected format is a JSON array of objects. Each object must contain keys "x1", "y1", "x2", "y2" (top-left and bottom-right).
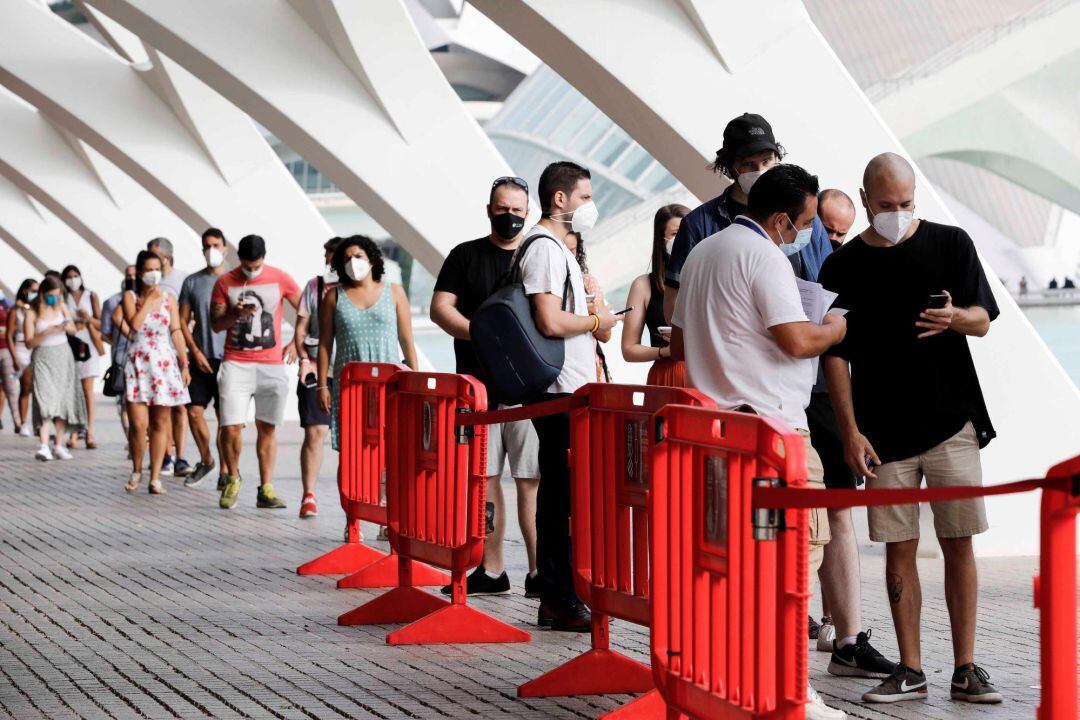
[
  {"x1": 819, "y1": 152, "x2": 1002, "y2": 705},
  {"x1": 818, "y1": 189, "x2": 856, "y2": 251}
]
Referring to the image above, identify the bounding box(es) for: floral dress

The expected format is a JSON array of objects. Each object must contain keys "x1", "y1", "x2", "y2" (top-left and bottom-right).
[{"x1": 124, "y1": 294, "x2": 190, "y2": 407}]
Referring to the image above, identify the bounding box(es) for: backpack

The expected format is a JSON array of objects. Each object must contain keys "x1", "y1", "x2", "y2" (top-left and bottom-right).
[{"x1": 469, "y1": 233, "x2": 575, "y2": 406}]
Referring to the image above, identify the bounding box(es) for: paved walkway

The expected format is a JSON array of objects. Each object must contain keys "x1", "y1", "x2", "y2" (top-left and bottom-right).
[{"x1": 0, "y1": 399, "x2": 1067, "y2": 719}]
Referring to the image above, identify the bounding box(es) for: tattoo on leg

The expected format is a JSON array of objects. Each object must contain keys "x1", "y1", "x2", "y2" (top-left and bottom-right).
[{"x1": 887, "y1": 572, "x2": 903, "y2": 604}]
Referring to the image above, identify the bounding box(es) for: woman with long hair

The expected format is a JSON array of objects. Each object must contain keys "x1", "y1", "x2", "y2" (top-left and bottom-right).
[
  {"x1": 621, "y1": 203, "x2": 690, "y2": 386},
  {"x1": 564, "y1": 230, "x2": 613, "y2": 382},
  {"x1": 122, "y1": 250, "x2": 191, "y2": 494},
  {"x1": 7, "y1": 279, "x2": 38, "y2": 436},
  {"x1": 61, "y1": 264, "x2": 104, "y2": 448},
  {"x1": 23, "y1": 275, "x2": 85, "y2": 461}
]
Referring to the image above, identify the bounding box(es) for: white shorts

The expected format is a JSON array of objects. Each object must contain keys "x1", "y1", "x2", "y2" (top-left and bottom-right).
[
  {"x1": 218, "y1": 361, "x2": 290, "y2": 427},
  {"x1": 485, "y1": 409, "x2": 540, "y2": 479}
]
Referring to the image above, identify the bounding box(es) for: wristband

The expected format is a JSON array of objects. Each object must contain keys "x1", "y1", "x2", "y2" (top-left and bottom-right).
[
  {"x1": 316, "y1": 385, "x2": 329, "y2": 390},
  {"x1": 590, "y1": 314, "x2": 600, "y2": 333}
]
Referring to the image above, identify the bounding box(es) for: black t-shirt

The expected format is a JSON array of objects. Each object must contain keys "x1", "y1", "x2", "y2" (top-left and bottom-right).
[
  {"x1": 433, "y1": 236, "x2": 517, "y2": 390},
  {"x1": 819, "y1": 220, "x2": 999, "y2": 463}
]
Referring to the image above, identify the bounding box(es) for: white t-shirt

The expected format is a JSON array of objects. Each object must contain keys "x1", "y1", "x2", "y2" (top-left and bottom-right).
[
  {"x1": 519, "y1": 226, "x2": 593, "y2": 395},
  {"x1": 161, "y1": 267, "x2": 189, "y2": 298},
  {"x1": 672, "y1": 216, "x2": 813, "y2": 430}
]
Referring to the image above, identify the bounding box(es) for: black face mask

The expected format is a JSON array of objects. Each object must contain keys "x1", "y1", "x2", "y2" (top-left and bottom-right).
[
  {"x1": 490, "y1": 211, "x2": 526, "y2": 241},
  {"x1": 123, "y1": 278, "x2": 136, "y2": 292}
]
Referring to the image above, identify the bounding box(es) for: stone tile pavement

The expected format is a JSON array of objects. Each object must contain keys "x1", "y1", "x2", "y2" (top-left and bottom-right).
[{"x1": 0, "y1": 399, "x2": 1072, "y2": 719}]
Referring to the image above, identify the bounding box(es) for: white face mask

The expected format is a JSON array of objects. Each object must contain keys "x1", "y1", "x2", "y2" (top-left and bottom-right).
[
  {"x1": 64, "y1": 277, "x2": 82, "y2": 292},
  {"x1": 552, "y1": 200, "x2": 600, "y2": 233},
  {"x1": 323, "y1": 263, "x2": 339, "y2": 283},
  {"x1": 242, "y1": 265, "x2": 263, "y2": 280},
  {"x1": 204, "y1": 247, "x2": 225, "y2": 268},
  {"x1": 142, "y1": 270, "x2": 162, "y2": 287},
  {"x1": 737, "y1": 168, "x2": 766, "y2": 194},
  {"x1": 664, "y1": 237, "x2": 675, "y2": 255},
  {"x1": 27, "y1": 291, "x2": 37, "y2": 301},
  {"x1": 345, "y1": 257, "x2": 371, "y2": 282},
  {"x1": 864, "y1": 192, "x2": 915, "y2": 244}
]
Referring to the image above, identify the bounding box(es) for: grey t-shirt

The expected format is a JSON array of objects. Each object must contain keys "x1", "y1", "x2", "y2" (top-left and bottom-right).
[{"x1": 179, "y1": 269, "x2": 226, "y2": 360}]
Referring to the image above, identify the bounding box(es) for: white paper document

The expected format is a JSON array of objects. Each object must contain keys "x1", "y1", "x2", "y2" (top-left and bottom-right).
[{"x1": 795, "y1": 278, "x2": 838, "y2": 324}]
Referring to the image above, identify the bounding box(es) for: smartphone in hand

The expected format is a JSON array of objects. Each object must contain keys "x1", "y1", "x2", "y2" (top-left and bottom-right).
[{"x1": 927, "y1": 293, "x2": 949, "y2": 309}]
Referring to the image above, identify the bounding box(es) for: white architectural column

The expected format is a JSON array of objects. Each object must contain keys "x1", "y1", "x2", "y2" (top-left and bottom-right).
[
  {"x1": 472, "y1": 0, "x2": 1080, "y2": 554},
  {"x1": 84, "y1": 0, "x2": 512, "y2": 273},
  {"x1": 0, "y1": 174, "x2": 119, "y2": 291},
  {"x1": 0, "y1": 89, "x2": 199, "y2": 271},
  {"x1": 0, "y1": 239, "x2": 46, "y2": 296},
  {"x1": 0, "y1": 0, "x2": 331, "y2": 281}
]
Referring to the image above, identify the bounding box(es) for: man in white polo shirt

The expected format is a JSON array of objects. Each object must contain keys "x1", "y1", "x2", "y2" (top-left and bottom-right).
[{"x1": 670, "y1": 164, "x2": 852, "y2": 720}]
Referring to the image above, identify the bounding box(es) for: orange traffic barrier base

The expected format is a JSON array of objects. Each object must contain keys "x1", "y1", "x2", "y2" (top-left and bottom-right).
[
  {"x1": 296, "y1": 519, "x2": 386, "y2": 576},
  {"x1": 598, "y1": 689, "x2": 665, "y2": 719},
  {"x1": 335, "y1": 552, "x2": 449, "y2": 589}
]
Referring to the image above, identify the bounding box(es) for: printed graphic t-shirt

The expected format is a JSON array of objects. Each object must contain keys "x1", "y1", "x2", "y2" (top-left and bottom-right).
[{"x1": 211, "y1": 264, "x2": 300, "y2": 365}]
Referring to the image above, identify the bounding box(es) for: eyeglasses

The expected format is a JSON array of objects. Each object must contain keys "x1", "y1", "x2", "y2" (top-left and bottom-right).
[{"x1": 492, "y1": 176, "x2": 529, "y2": 192}]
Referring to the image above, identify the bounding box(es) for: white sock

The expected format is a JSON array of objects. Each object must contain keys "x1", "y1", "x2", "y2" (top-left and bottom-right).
[
  {"x1": 837, "y1": 635, "x2": 858, "y2": 649},
  {"x1": 527, "y1": 570, "x2": 538, "y2": 579},
  {"x1": 485, "y1": 570, "x2": 502, "y2": 580}
]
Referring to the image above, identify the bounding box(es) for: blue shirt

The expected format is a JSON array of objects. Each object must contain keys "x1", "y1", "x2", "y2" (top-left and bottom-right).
[{"x1": 665, "y1": 184, "x2": 833, "y2": 287}]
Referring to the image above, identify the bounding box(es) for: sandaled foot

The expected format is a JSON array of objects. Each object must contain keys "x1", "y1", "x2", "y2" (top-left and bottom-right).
[
  {"x1": 125, "y1": 472, "x2": 141, "y2": 492},
  {"x1": 148, "y1": 480, "x2": 166, "y2": 495}
]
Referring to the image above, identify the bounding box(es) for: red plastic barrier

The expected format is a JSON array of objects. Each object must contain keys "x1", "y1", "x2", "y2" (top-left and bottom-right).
[
  {"x1": 337, "y1": 371, "x2": 530, "y2": 645},
  {"x1": 519, "y1": 384, "x2": 713, "y2": 715},
  {"x1": 650, "y1": 405, "x2": 809, "y2": 720},
  {"x1": 1035, "y1": 455, "x2": 1079, "y2": 720},
  {"x1": 295, "y1": 362, "x2": 447, "y2": 589}
]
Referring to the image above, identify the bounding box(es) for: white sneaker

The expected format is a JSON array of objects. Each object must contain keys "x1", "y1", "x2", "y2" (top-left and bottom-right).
[
  {"x1": 35, "y1": 444, "x2": 53, "y2": 461},
  {"x1": 52, "y1": 444, "x2": 73, "y2": 460},
  {"x1": 18, "y1": 425, "x2": 32, "y2": 438},
  {"x1": 817, "y1": 620, "x2": 836, "y2": 652},
  {"x1": 807, "y1": 685, "x2": 846, "y2": 720}
]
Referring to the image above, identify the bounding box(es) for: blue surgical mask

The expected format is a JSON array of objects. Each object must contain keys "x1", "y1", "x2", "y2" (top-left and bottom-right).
[
  {"x1": 44, "y1": 294, "x2": 58, "y2": 307},
  {"x1": 779, "y1": 216, "x2": 812, "y2": 257}
]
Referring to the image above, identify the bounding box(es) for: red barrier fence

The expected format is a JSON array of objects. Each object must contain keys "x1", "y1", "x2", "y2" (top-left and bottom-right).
[
  {"x1": 518, "y1": 384, "x2": 714, "y2": 713},
  {"x1": 337, "y1": 371, "x2": 529, "y2": 645},
  {"x1": 651, "y1": 406, "x2": 809, "y2": 720},
  {"x1": 296, "y1": 362, "x2": 447, "y2": 589}
]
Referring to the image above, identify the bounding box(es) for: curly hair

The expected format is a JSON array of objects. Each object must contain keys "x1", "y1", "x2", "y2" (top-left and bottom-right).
[
  {"x1": 332, "y1": 235, "x2": 385, "y2": 285},
  {"x1": 711, "y1": 143, "x2": 786, "y2": 180}
]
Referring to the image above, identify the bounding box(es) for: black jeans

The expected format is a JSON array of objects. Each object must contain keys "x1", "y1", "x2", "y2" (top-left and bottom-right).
[{"x1": 530, "y1": 393, "x2": 578, "y2": 607}]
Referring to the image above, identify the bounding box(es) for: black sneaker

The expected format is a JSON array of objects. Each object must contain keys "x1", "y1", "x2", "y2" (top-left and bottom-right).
[
  {"x1": 537, "y1": 600, "x2": 554, "y2": 628},
  {"x1": 173, "y1": 458, "x2": 194, "y2": 477},
  {"x1": 184, "y1": 461, "x2": 215, "y2": 488},
  {"x1": 216, "y1": 474, "x2": 228, "y2": 491},
  {"x1": 828, "y1": 630, "x2": 897, "y2": 679},
  {"x1": 862, "y1": 663, "x2": 928, "y2": 703},
  {"x1": 551, "y1": 601, "x2": 591, "y2": 632},
  {"x1": 524, "y1": 572, "x2": 542, "y2": 598},
  {"x1": 440, "y1": 566, "x2": 511, "y2": 596},
  {"x1": 808, "y1": 614, "x2": 820, "y2": 639},
  {"x1": 951, "y1": 663, "x2": 1002, "y2": 703}
]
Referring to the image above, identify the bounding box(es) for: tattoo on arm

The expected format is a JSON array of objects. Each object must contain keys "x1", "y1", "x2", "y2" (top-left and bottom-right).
[{"x1": 886, "y1": 572, "x2": 903, "y2": 604}]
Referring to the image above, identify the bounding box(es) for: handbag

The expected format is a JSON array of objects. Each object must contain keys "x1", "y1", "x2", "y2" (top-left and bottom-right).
[
  {"x1": 469, "y1": 233, "x2": 574, "y2": 406},
  {"x1": 102, "y1": 362, "x2": 125, "y2": 398},
  {"x1": 67, "y1": 334, "x2": 91, "y2": 362}
]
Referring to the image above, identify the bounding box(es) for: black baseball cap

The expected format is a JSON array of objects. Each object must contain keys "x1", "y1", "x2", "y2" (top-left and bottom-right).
[
  {"x1": 237, "y1": 234, "x2": 266, "y2": 261},
  {"x1": 720, "y1": 113, "x2": 779, "y2": 160}
]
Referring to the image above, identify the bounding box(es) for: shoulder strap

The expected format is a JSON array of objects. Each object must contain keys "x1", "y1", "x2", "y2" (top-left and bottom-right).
[{"x1": 509, "y1": 233, "x2": 575, "y2": 312}]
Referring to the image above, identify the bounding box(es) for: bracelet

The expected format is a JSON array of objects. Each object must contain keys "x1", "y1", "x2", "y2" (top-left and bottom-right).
[
  {"x1": 590, "y1": 314, "x2": 600, "y2": 333},
  {"x1": 316, "y1": 385, "x2": 329, "y2": 390}
]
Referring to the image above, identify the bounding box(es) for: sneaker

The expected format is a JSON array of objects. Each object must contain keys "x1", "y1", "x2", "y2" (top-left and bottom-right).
[
  {"x1": 440, "y1": 566, "x2": 511, "y2": 596},
  {"x1": 52, "y1": 444, "x2": 73, "y2": 461},
  {"x1": 862, "y1": 663, "x2": 928, "y2": 703},
  {"x1": 817, "y1": 616, "x2": 836, "y2": 652},
  {"x1": 524, "y1": 572, "x2": 542, "y2": 598},
  {"x1": 808, "y1": 614, "x2": 821, "y2": 639},
  {"x1": 551, "y1": 601, "x2": 592, "y2": 632},
  {"x1": 219, "y1": 476, "x2": 242, "y2": 509},
  {"x1": 173, "y1": 458, "x2": 193, "y2": 477},
  {"x1": 300, "y1": 493, "x2": 318, "y2": 518},
  {"x1": 35, "y1": 444, "x2": 53, "y2": 462},
  {"x1": 18, "y1": 425, "x2": 32, "y2": 438},
  {"x1": 828, "y1": 630, "x2": 896, "y2": 679},
  {"x1": 256, "y1": 484, "x2": 287, "y2": 509},
  {"x1": 951, "y1": 663, "x2": 1002, "y2": 703},
  {"x1": 184, "y1": 461, "x2": 215, "y2": 488},
  {"x1": 807, "y1": 685, "x2": 847, "y2": 720},
  {"x1": 216, "y1": 473, "x2": 228, "y2": 491},
  {"x1": 161, "y1": 454, "x2": 174, "y2": 476}
]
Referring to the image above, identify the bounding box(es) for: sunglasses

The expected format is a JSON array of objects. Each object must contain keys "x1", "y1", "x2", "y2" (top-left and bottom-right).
[{"x1": 492, "y1": 176, "x2": 529, "y2": 192}]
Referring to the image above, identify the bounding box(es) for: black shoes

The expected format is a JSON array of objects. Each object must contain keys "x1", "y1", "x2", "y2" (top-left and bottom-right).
[
  {"x1": 862, "y1": 663, "x2": 928, "y2": 703},
  {"x1": 550, "y1": 601, "x2": 591, "y2": 632},
  {"x1": 440, "y1": 566, "x2": 511, "y2": 596},
  {"x1": 808, "y1": 614, "x2": 821, "y2": 639},
  {"x1": 524, "y1": 572, "x2": 542, "y2": 598},
  {"x1": 827, "y1": 630, "x2": 896, "y2": 679},
  {"x1": 951, "y1": 663, "x2": 1003, "y2": 703},
  {"x1": 537, "y1": 600, "x2": 554, "y2": 628}
]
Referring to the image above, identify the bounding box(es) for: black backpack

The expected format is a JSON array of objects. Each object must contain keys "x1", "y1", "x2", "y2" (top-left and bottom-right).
[{"x1": 469, "y1": 233, "x2": 574, "y2": 406}]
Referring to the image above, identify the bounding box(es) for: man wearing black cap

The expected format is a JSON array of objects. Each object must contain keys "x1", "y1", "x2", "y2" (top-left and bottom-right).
[
  {"x1": 663, "y1": 113, "x2": 833, "y2": 322},
  {"x1": 210, "y1": 234, "x2": 302, "y2": 511}
]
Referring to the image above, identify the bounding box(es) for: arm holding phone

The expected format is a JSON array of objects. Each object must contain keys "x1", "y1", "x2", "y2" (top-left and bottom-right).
[{"x1": 916, "y1": 290, "x2": 990, "y2": 339}]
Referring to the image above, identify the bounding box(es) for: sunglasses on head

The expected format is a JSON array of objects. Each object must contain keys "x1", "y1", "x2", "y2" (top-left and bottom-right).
[{"x1": 492, "y1": 176, "x2": 529, "y2": 192}]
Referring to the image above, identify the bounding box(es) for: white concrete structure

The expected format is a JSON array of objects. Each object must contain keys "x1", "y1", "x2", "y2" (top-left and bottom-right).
[
  {"x1": 86, "y1": 0, "x2": 514, "y2": 274},
  {"x1": 471, "y1": 0, "x2": 1080, "y2": 554},
  {"x1": 0, "y1": 0, "x2": 331, "y2": 280},
  {"x1": 0, "y1": 88, "x2": 198, "y2": 270}
]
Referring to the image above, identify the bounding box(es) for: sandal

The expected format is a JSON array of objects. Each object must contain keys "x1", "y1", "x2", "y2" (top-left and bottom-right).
[
  {"x1": 85, "y1": 436, "x2": 97, "y2": 450},
  {"x1": 125, "y1": 473, "x2": 141, "y2": 493},
  {"x1": 66, "y1": 436, "x2": 78, "y2": 449},
  {"x1": 148, "y1": 480, "x2": 166, "y2": 495}
]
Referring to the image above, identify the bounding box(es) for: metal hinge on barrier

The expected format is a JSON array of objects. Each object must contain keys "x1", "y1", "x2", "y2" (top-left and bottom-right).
[
  {"x1": 752, "y1": 477, "x2": 785, "y2": 540},
  {"x1": 455, "y1": 408, "x2": 474, "y2": 445}
]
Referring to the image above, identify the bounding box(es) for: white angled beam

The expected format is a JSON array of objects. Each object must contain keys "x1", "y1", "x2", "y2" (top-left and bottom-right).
[
  {"x1": 0, "y1": 89, "x2": 199, "y2": 271},
  {"x1": 0, "y1": 0, "x2": 331, "y2": 280},
  {"x1": 0, "y1": 237, "x2": 45, "y2": 295},
  {"x1": 471, "y1": 0, "x2": 1080, "y2": 555},
  {"x1": 85, "y1": 0, "x2": 512, "y2": 273}
]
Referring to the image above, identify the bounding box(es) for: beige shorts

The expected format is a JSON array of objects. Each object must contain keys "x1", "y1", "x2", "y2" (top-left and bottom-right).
[
  {"x1": 868, "y1": 421, "x2": 988, "y2": 543},
  {"x1": 780, "y1": 431, "x2": 830, "y2": 575},
  {"x1": 484, "y1": 411, "x2": 540, "y2": 479}
]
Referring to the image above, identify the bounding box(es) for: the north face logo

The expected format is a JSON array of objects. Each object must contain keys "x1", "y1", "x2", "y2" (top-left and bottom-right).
[{"x1": 748, "y1": 127, "x2": 765, "y2": 135}]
